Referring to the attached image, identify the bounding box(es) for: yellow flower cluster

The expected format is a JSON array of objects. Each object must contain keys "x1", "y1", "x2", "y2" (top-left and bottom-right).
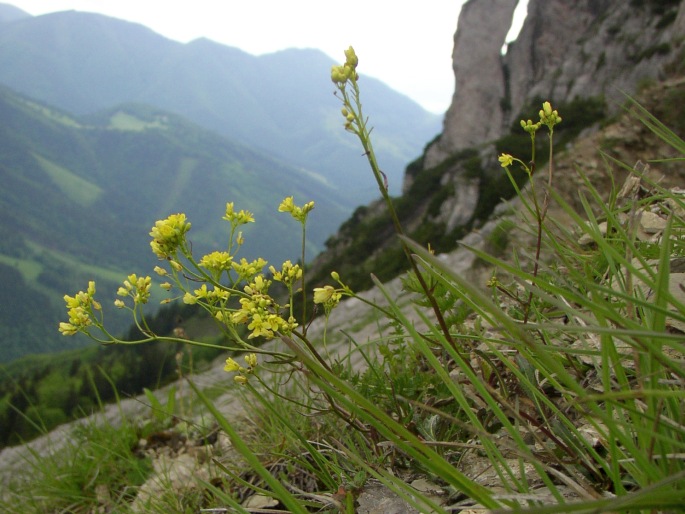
[
  {"x1": 200, "y1": 251, "x2": 233, "y2": 275},
  {"x1": 539, "y1": 101, "x2": 562, "y2": 130},
  {"x1": 269, "y1": 260, "x2": 302, "y2": 287},
  {"x1": 149, "y1": 213, "x2": 191, "y2": 259},
  {"x1": 278, "y1": 196, "x2": 315, "y2": 224},
  {"x1": 231, "y1": 279, "x2": 297, "y2": 339},
  {"x1": 224, "y1": 353, "x2": 258, "y2": 384},
  {"x1": 330, "y1": 46, "x2": 359, "y2": 85},
  {"x1": 232, "y1": 257, "x2": 268, "y2": 282},
  {"x1": 520, "y1": 118, "x2": 542, "y2": 135},
  {"x1": 183, "y1": 283, "x2": 230, "y2": 306},
  {"x1": 59, "y1": 281, "x2": 100, "y2": 336},
  {"x1": 223, "y1": 202, "x2": 255, "y2": 226},
  {"x1": 116, "y1": 274, "x2": 152, "y2": 306},
  {"x1": 501, "y1": 101, "x2": 562, "y2": 172}
]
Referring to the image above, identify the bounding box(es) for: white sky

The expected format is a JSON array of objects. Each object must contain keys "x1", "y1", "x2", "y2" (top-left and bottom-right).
[{"x1": 5, "y1": 1, "x2": 528, "y2": 114}]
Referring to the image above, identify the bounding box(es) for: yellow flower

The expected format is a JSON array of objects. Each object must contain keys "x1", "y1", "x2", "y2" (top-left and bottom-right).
[
  {"x1": 486, "y1": 275, "x2": 500, "y2": 288},
  {"x1": 223, "y1": 202, "x2": 255, "y2": 225},
  {"x1": 118, "y1": 274, "x2": 151, "y2": 304},
  {"x1": 520, "y1": 119, "x2": 541, "y2": 135},
  {"x1": 344, "y1": 46, "x2": 358, "y2": 68},
  {"x1": 270, "y1": 260, "x2": 302, "y2": 286},
  {"x1": 498, "y1": 153, "x2": 514, "y2": 168},
  {"x1": 244, "y1": 353, "x2": 258, "y2": 368},
  {"x1": 278, "y1": 196, "x2": 295, "y2": 213},
  {"x1": 58, "y1": 322, "x2": 78, "y2": 336},
  {"x1": 231, "y1": 308, "x2": 249, "y2": 324},
  {"x1": 133, "y1": 275, "x2": 152, "y2": 304},
  {"x1": 278, "y1": 197, "x2": 314, "y2": 223},
  {"x1": 232, "y1": 257, "x2": 268, "y2": 282},
  {"x1": 244, "y1": 275, "x2": 270, "y2": 295},
  {"x1": 224, "y1": 357, "x2": 242, "y2": 372},
  {"x1": 331, "y1": 64, "x2": 351, "y2": 84},
  {"x1": 59, "y1": 282, "x2": 100, "y2": 335},
  {"x1": 247, "y1": 313, "x2": 272, "y2": 339},
  {"x1": 149, "y1": 213, "x2": 191, "y2": 259},
  {"x1": 314, "y1": 285, "x2": 334, "y2": 304},
  {"x1": 539, "y1": 101, "x2": 562, "y2": 129}
]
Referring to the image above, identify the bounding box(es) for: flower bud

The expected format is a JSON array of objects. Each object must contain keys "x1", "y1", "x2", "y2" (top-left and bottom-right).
[
  {"x1": 224, "y1": 357, "x2": 241, "y2": 373},
  {"x1": 244, "y1": 353, "x2": 258, "y2": 368},
  {"x1": 344, "y1": 46, "x2": 358, "y2": 68},
  {"x1": 331, "y1": 65, "x2": 347, "y2": 84}
]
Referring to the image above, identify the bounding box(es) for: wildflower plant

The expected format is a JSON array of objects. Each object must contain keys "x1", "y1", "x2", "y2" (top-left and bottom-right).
[
  {"x1": 59, "y1": 195, "x2": 351, "y2": 375},
  {"x1": 499, "y1": 100, "x2": 562, "y2": 322},
  {"x1": 50, "y1": 47, "x2": 685, "y2": 513}
]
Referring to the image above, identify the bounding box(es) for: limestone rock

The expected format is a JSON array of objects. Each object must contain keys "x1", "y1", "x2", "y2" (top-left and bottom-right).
[
  {"x1": 507, "y1": 0, "x2": 685, "y2": 126},
  {"x1": 427, "y1": 0, "x2": 685, "y2": 172},
  {"x1": 424, "y1": 0, "x2": 518, "y2": 168}
]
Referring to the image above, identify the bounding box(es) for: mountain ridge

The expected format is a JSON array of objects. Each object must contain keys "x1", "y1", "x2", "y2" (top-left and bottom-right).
[{"x1": 0, "y1": 6, "x2": 440, "y2": 201}]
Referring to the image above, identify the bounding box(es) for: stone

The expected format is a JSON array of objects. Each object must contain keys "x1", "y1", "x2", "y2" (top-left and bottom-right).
[
  {"x1": 639, "y1": 210, "x2": 667, "y2": 234},
  {"x1": 424, "y1": 0, "x2": 518, "y2": 168}
]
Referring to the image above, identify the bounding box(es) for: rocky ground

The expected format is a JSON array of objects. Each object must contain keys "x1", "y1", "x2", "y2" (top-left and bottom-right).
[{"x1": 0, "y1": 246, "x2": 480, "y2": 511}]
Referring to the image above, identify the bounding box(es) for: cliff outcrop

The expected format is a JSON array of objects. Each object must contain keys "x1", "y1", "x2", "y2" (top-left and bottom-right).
[
  {"x1": 425, "y1": 0, "x2": 685, "y2": 169},
  {"x1": 423, "y1": 0, "x2": 518, "y2": 168}
]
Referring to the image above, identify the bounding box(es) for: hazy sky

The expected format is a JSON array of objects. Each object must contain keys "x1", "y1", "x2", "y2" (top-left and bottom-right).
[{"x1": 6, "y1": 1, "x2": 528, "y2": 114}]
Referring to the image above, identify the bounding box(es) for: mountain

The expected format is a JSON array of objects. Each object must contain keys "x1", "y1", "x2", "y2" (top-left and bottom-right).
[
  {"x1": 0, "y1": 8, "x2": 440, "y2": 201},
  {"x1": 0, "y1": 3, "x2": 27, "y2": 23},
  {"x1": 0, "y1": 85, "x2": 347, "y2": 363}
]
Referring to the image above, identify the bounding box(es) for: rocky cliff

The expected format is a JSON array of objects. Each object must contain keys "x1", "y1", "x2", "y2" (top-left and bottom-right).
[
  {"x1": 425, "y1": 0, "x2": 685, "y2": 168},
  {"x1": 423, "y1": 0, "x2": 518, "y2": 168}
]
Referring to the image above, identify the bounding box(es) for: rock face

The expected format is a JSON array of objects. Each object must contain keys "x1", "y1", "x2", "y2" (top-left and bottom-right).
[
  {"x1": 425, "y1": 0, "x2": 685, "y2": 170},
  {"x1": 424, "y1": 0, "x2": 518, "y2": 168},
  {"x1": 507, "y1": 0, "x2": 685, "y2": 124}
]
